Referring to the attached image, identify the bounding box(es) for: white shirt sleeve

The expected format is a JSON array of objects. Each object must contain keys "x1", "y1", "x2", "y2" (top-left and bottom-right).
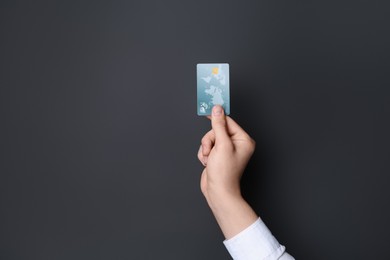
[{"x1": 223, "y1": 218, "x2": 295, "y2": 260}]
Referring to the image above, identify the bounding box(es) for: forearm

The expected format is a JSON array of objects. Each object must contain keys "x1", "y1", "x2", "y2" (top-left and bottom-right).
[{"x1": 204, "y1": 189, "x2": 258, "y2": 239}]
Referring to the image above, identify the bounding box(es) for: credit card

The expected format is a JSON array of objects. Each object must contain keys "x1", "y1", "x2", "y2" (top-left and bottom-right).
[{"x1": 197, "y1": 63, "x2": 230, "y2": 116}]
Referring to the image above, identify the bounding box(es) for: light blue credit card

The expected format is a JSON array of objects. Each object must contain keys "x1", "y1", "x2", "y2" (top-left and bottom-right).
[{"x1": 197, "y1": 63, "x2": 230, "y2": 116}]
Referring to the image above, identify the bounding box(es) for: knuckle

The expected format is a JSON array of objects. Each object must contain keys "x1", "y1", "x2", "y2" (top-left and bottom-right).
[
  {"x1": 197, "y1": 148, "x2": 203, "y2": 161},
  {"x1": 201, "y1": 137, "x2": 209, "y2": 146},
  {"x1": 247, "y1": 137, "x2": 256, "y2": 153},
  {"x1": 214, "y1": 123, "x2": 227, "y2": 131},
  {"x1": 218, "y1": 140, "x2": 234, "y2": 152}
]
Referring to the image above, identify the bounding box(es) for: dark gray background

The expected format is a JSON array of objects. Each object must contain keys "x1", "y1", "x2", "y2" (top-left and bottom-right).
[{"x1": 1, "y1": 0, "x2": 389, "y2": 259}]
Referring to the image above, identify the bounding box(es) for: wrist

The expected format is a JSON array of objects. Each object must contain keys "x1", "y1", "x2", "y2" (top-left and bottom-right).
[
  {"x1": 203, "y1": 179, "x2": 241, "y2": 198},
  {"x1": 204, "y1": 187, "x2": 243, "y2": 213}
]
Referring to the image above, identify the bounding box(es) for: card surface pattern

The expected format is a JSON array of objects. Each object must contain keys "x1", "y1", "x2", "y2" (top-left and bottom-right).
[{"x1": 197, "y1": 63, "x2": 230, "y2": 116}]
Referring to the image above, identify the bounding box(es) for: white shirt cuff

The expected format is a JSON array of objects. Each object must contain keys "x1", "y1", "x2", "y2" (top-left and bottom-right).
[{"x1": 223, "y1": 218, "x2": 288, "y2": 260}]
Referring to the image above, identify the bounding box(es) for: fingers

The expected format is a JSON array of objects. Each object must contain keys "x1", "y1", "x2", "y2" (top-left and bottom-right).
[
  {"x1": 225, "y1": 116, "x2": 251, "y2": 139},
  {"x1": 199, "y1": 106, "x2": 254, "y2": 165},
  {"x1": 211, "y1": 105, "x2": 231, "y2": 146},
  {"x1": 208, "y1": 106, "x2": 249, "y2": 138},
  {"x1": 197, "y1": 145, "x2": 207, "y2": 166},
  {"x1": 201, "y1": 130, "x2": 215, "y2": 156},
  {"x1": 198, "y1": 130, "x2": 215, "y2": 166},
  {"x1": 226, "y1": 117, "x2": 256, "y2": 153}
]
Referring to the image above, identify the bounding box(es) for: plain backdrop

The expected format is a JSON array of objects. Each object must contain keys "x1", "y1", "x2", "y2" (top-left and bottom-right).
[{"x1": 1, "y1": 1, "x2": 389, "y2": 259}]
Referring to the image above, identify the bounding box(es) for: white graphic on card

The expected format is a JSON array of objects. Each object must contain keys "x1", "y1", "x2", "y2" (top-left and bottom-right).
[
  {"x1": 205, "y1": 85, "x2": 224, "y2": 106},
  {"x1": 202, "y1": 64, "x2": 225, "y2": 107}
]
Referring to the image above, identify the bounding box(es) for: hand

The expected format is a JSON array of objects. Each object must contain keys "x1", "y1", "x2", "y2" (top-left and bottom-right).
[
  {"x1": 198, "y1": 105, "x2": 256, "y2": 199},
  {"x1": 197, "y1": 105, "x2": 258, "y2": 239}
]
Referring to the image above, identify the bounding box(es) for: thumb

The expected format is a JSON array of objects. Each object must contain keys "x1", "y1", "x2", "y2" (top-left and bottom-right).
[{"x1": 211, "y1": 105, "x2": 231, "y2": 146}]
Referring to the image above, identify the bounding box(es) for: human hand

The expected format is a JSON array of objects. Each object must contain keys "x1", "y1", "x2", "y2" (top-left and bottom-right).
[
  {"x1": 197, "y1": 105, "x2": 258, "y2": 239},
  {"x1": 197, "y1": 105, "x2": 256, "y2": 201}
]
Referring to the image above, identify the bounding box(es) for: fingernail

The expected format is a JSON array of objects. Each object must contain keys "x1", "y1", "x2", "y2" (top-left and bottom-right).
[{"x1": 212, "y1": 105, "x2": 223, "y2": 116}]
